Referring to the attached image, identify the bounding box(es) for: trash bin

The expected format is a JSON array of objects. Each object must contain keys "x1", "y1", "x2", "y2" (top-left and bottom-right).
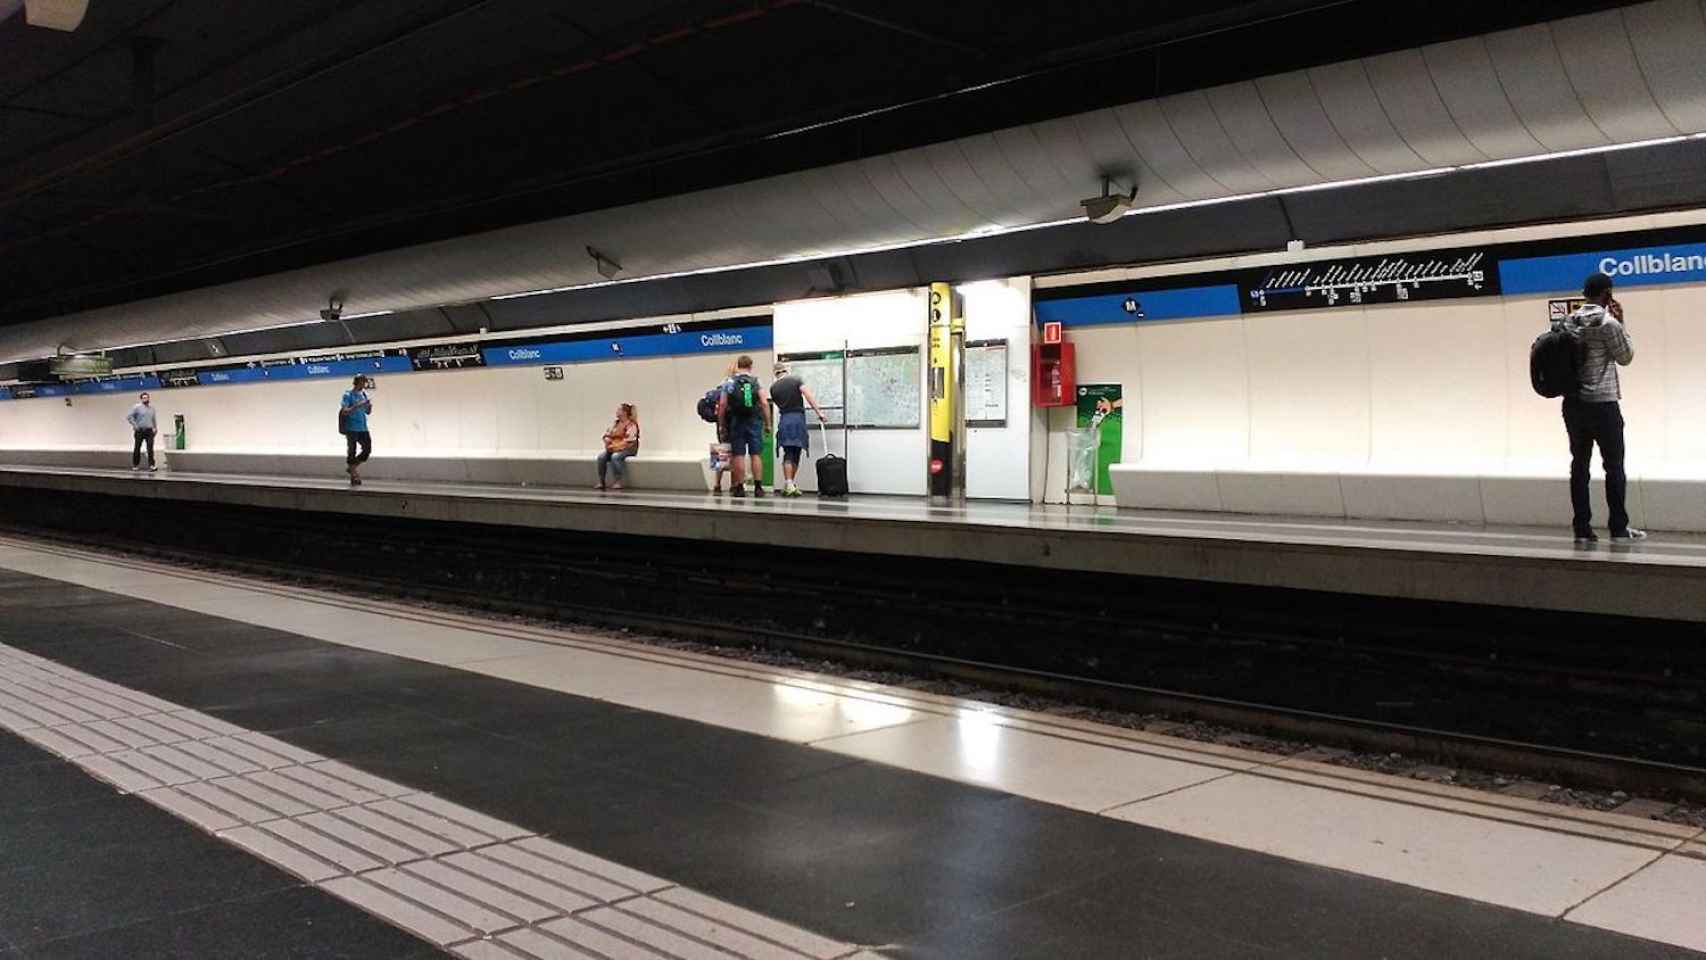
[{"x1": 1066, "y1": 429, "x2": 1098, "y2": 495}]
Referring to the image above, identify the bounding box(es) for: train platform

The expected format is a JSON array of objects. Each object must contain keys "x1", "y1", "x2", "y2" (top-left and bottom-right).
[
  {"x1": 0, "y1": 533, "x2": 1701, "y2": 958},
  {"x1": 0, "y1": 463, "x2": 1703, "y2": 623}
]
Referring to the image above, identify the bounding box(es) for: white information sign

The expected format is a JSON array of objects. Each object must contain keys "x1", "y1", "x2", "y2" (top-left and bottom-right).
[{"x1": 964, "y1": 339, "x2": 1007, "y2": 427}]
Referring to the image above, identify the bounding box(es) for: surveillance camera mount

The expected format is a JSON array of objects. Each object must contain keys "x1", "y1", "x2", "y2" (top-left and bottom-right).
[
  {"x1": 1098, "y1": 176, "x2": 1136, "y2": 202},
  {"x1": 587, "y1": 246, "x2": 623, "y2": 280},
  {"x1": 1080, "y1": 175, "x2": 1139, "y2": 224}
]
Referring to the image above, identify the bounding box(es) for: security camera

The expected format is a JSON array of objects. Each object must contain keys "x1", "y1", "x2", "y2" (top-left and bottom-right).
[
  {"x1": 319, "y1": 294, "x2": 344, "y2": 323},
  {"x1": 1081, "y1": 177, "x2": 1138, "y2": 224}
]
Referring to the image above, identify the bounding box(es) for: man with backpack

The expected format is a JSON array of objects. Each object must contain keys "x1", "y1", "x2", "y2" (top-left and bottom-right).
[
  {"x1": 1538, "y1": 272, "x2": 1641, "y2": 544},
  {"x1": 339, "y1": 375, "x2": 374, "y2": 486},
  {"x1": 717, "y1": 354, "x2": 771, "y2": 498}
]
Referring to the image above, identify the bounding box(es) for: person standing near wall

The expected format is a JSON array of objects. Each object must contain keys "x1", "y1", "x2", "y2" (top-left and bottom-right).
[
  {"x1": 339, "y1": 375, "x2": 374, "y2": 486},
  {"x1": 718, "y1": 355, "x2": 771, "y2": 498},
  {"x1": 769, "y1": 362, "x2": 826, "y2": 497},
  {"x1": 708, "y1": 363, "x2": 736, "y2": 494},
  {"x1": 1559, "y1": 272, "x2": 1643, "y2": 544},
  {"x1": 126, "y1": 391, "x2": 158, "y2": 472}
]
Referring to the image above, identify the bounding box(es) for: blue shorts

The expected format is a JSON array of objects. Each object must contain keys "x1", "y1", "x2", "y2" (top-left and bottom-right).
[{"x1": 729, "y1": 417, "x2": 764, "y2": 456}]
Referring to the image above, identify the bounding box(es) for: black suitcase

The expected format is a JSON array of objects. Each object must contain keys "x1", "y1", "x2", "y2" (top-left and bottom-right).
[
  {"x1": 815, "y1": 420, "x2": 848, "y2": 498},
  {"x1": 816, "y1": 452, "x2": 848, "y2": 498}
]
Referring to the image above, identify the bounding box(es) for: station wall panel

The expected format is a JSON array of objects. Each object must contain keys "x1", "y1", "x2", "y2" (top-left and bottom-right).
[
  {"x1": 772, "y1": 288, "x2": 930, "y2": 498},
  {"x1": 1042, "y1": 209, "x2": 1706, "y2": 514},
  {"x1": 0, "y1": 348, "x2": 766, "y2": 466}
]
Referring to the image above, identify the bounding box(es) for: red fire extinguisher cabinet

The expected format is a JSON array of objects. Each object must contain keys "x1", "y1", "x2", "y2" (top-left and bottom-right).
[{"x1": 1032, "y1": 341, "x2": 1076, "y2": 407}]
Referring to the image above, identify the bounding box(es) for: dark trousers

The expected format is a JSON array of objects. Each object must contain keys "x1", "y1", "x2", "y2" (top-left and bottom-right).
[
  {"x1": 345, "y1": 431, "x2": 372, "y2": 467},
  {"x1": 132, "y1": 429, "x2": 155, "y2": 468},
  {"x1": 1563, "y1": 398, "x2": 1628, "y2": 535}
]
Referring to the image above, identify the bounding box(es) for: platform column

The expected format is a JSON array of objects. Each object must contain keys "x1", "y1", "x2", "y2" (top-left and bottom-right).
[{"x1": 927, "y1": 282, "x2": 965, "y2": 501}]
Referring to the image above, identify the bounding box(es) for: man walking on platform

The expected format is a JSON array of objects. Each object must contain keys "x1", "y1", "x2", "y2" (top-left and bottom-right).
[
  {"x1": 126, "y1": 392, "x2": 158, "y2": 472},
  {"x1": 1558, "y1": 272, "x2": 1643, "y2": 544},
  {"x1": 717, "y1": 355, "x2": 771, "y2": 499},
  {"x1": 339, "y1": 375, "x2": 374, "y2": 486}
]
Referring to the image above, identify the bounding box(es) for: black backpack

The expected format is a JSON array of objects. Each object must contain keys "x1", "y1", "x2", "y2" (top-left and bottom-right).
[
  {"x1": 696, "y1": 388, "x2": 720, "y2": 423},
  {"x1": 1529, "y1": 326, "x2": 1581, "y2": 399},
  {"x1": 726, "y1": 374, "x2": 759, "y2": 416}
]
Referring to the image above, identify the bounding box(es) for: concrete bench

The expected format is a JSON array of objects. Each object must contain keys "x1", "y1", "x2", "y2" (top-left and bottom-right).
[
  {"x1": 165, "y1": 449, "x2": 715, "y2": 491},
  {"x1": 1109, "y1": 462, "x2": 1706, "y2": 532},
  {"x1": 0, "y1": 447, "x2": 148, "y2": 471}
]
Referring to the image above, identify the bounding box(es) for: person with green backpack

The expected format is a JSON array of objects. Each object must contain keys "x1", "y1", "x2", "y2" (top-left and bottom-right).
[{"x1": 716, "y1": 354, "x2": 772, "y2": 498}]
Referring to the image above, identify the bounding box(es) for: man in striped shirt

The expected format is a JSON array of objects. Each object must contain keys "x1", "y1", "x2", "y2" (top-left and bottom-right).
[{"x1": 1559, "y1": 272, "x2": 1642, "y2": 544}]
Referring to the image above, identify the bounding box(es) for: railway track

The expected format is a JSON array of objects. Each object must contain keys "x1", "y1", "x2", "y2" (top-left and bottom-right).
[{"x1": 1, "y1": 486, "x2": 1703, "y2": 801}]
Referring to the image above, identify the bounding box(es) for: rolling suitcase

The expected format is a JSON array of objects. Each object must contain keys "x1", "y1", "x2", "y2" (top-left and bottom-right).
[{"x1": 815, "y1": 420, "x2": 847, "y2": 498}]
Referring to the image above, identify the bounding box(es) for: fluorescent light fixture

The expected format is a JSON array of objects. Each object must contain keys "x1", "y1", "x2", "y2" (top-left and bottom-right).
[
  {"x1": 35, "y1": 129, "x2": 1704, "y2": 362},
  {"x1": 339, "y1": 309, "x2": 395, "y2": 321},
  {"x1": 1462, "y1": 133, "x2": 1698, "y2": 170},
  {"x1": 432, "y1": 135, "x2": 1706, "y2": 307},
  {"x1": 1273, "y1": 167, "x2": 1454, "y2": 194}
]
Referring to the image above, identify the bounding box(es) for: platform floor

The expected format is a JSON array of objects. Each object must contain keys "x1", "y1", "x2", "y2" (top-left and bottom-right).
[
  {"x1": 2, "y1": 463, "x2": 1704, "y2": 621},
  {"x1": 0, "y1": 534, "x2": 1701, "y2": 958}
]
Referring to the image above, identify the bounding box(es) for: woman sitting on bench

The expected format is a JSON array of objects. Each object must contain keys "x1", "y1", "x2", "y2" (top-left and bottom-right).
[{"x1": 596, "y1": 403, "x2": 640, "y2": 491}]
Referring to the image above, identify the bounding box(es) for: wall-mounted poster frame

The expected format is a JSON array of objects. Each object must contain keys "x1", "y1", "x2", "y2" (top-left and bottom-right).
[
  {"x1": 844, "y1": 345, "x2": 922, "y2": 430},
  {"x1": 963, "y1": 338, "x2": 1008, "y2": 428}
]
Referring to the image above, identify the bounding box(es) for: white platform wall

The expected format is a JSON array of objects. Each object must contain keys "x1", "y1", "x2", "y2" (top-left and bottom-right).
[
  {"x1": 773, "y1": 289, "x2": 930, "y2": 497},
  {"x1": 961, "y1": 278, "x2": 1034, "y2": 501},
  {"x1": 1041, "y1": 211, "x2": 1706, "y2": 530},
  {"x1": 772, "y1": 281, "x2": 1033, "y2": 500},
  {"x1": 0, "y1": 346, "x2": 765, "y2": 463}
]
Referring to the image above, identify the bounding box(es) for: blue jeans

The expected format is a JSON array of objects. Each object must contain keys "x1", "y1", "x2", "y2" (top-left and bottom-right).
[{"x1": 597, "y1": 448, "x2": 635, "y2": 485}]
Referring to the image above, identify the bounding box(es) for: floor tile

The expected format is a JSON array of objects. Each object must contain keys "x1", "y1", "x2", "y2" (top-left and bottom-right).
[
  {"x1": 0, "y1": 793, "x2": 162, "y2": 867},
  {"x1": 18, "y1": 886, "x2": 440, "y2": 960},
  {"x1": 1569, "y1": 854, "x2": 1706, "y2": 952},
  {"x1": 0, "y1": 823, "x2": 295, "y2": 948},
  {"x1": 0, "y1": 758, "x2": 111, "y2": 815},
  {"x1": 817, "y1": 714, "x2": 1234, "y2": 813},
  {"x1": 465, "y1": 649, "x2": 926, "y2": 744},
  {"x1": 1108, "y1": 771, "x2": 1666, "y2": 916}
]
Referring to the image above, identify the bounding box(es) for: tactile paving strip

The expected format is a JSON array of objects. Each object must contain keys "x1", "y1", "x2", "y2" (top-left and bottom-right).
[{"x1": 0, "y1": 643, "x2": 881, "y2": 959}]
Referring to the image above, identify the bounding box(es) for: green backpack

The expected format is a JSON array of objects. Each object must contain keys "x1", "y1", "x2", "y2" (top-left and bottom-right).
[{"x1": 726, "y1": 374, "x2": 759, "y2": 416}]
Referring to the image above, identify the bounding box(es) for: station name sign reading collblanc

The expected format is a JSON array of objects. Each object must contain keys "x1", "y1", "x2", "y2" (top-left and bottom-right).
[{"x1": 1239, "y1": 246, "x2": 1500, "y2": 311}]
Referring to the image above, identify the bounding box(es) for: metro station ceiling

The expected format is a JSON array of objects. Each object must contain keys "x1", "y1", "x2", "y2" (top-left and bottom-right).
[{"x1": 0, "y1": 0, "x2": 1637, "y2": 343}]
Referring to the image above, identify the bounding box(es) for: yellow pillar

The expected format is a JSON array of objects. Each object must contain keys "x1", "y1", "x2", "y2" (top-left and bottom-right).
[{"x1": 927, "y1": 282, "x2": 964, "y2": 499}]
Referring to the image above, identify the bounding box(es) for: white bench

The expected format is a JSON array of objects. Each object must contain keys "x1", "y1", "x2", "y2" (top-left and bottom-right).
[
  {"x1": 0, "y1": 447, "x2": 146, "y2": 470},
  {"x1": 165, "y1": 449, "x2": 715, "y2": 492},
  {"x1": 1109, "y1": 462, "x2": 1706, "y2": 532}
]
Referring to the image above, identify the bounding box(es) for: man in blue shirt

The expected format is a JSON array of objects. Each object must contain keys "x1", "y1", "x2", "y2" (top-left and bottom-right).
[{"x1": 339, "y1": 375, "x2": 373, "y2": 486}]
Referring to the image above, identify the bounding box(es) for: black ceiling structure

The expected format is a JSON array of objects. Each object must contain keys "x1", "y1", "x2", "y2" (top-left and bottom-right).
[{"x1": 0, "y1": 0, "x2": 1639, "y2": 332}]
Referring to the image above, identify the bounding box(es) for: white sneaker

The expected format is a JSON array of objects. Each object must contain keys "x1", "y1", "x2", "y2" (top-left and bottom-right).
[
  {"x1": 130, "y1": 465, "x2": 140, "y2": 472},
  {"x1": 1611, "y1": 528, "x2": 1648, "y2": 542}
]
